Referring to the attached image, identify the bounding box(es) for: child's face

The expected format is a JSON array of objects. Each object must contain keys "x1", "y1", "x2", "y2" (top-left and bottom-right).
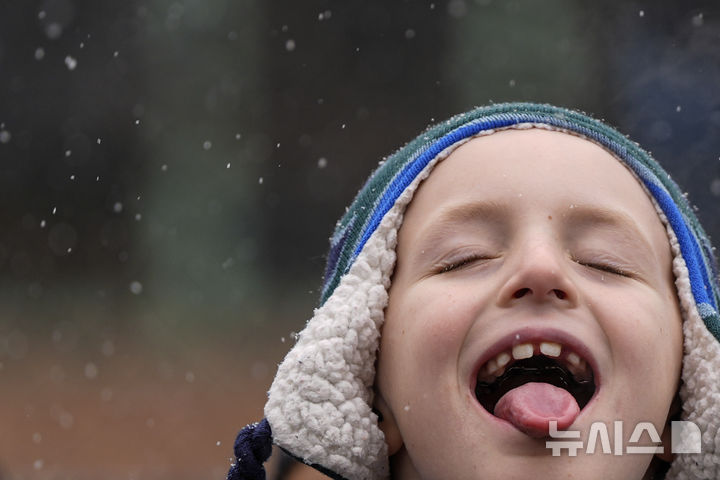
[{"x1": 375, "y1": 129, "x2": 683, "y2": 479}]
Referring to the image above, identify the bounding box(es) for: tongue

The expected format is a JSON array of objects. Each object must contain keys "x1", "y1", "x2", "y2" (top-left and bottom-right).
[{"x1": 494, "y1": 382, "x2": 580, "y2": 438}]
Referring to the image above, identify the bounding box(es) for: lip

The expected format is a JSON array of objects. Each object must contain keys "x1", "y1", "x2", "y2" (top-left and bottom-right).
[{"x1": 468, "y1": 325, "x2": 602, "y2": 432}]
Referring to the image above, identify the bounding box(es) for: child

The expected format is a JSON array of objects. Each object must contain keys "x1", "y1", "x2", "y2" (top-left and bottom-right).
[{"x1": 228, "y1": 103, "x2": 720, "y2": 479}]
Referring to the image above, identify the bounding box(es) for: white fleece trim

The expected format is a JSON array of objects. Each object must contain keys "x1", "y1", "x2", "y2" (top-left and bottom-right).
[{"x1": 665, "y1": 226, "x2": 720, "y2": 479}]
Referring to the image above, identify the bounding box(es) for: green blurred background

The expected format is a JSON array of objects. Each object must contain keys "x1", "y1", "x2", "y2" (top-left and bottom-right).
[{"x1": 1, "y1": 0, "x2": 719, "y2": 478}]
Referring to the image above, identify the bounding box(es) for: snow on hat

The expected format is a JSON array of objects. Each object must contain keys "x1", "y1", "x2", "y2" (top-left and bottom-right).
[{"x1": 228, "y1": 102, "x2": 720, "y2": 480}]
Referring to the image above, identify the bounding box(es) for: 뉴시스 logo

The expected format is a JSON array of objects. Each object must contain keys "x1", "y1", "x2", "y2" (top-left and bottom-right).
[{"x1": 546, "y1": 420, "x2": 702, "y2": 456}]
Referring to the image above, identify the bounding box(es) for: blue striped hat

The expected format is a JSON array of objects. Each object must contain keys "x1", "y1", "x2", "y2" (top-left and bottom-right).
[{"x1": 229, "y1": 103, "x2": 720, "y2": 480}]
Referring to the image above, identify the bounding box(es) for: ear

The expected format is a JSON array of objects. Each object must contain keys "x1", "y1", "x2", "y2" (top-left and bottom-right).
[{"x1": 373, "y1": 392, "x2": 403, "y2": 456}]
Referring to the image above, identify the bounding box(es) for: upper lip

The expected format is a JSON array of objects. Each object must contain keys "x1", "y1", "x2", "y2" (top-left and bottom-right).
[{"x1": 469, "y1": 325, "x2": 601, "y2": 392}]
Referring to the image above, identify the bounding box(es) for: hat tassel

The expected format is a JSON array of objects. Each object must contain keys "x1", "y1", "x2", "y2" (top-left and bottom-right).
[{"x1": 227, "y1": 418, "x2": 273, "y2": 480}]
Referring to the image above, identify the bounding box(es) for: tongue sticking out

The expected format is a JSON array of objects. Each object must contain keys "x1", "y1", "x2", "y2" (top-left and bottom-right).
[{"x1": 494, "y1": 382, "x2": 580, "y2": 438}]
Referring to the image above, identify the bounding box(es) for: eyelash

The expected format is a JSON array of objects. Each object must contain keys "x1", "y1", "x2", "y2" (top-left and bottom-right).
[
  {"x1": 436, "y1": 255, "x2": 491, "y2": 274},
  {"x1": 576, "y1": 260, "x2": 631, "y2": 277}
]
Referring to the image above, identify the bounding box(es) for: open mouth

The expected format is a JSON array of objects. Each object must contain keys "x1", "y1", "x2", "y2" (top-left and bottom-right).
[{"x1": 474, "y1": 339, "x2": 597, "y2": 437}]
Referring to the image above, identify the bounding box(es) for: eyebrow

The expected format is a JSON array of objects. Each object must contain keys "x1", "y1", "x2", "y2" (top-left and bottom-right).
[
  {"x1": 562, "y1": 204, "x2": 653, "y2": 244},
  {"x1": 415, "y1": 200, "x2": 511, "y2": 247}
]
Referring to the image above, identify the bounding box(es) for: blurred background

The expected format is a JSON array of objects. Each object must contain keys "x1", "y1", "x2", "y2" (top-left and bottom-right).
[{"x1": 0, "y1": 0, "x2": 719, "y2": 478}]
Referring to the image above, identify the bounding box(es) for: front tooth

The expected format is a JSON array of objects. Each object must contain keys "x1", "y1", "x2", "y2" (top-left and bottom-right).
[
  {"x1": 496, "y1": 352, "x2": 511, "y2": 368},
  {"x1": 567, "y1": 352, "x2": 581, "y2": 366},
  {"x1": 540, "y1": 342, "x2": 562, "y2": 357},
  {"x1": 512, "y1": 343, "x2": 533, "y2": 360}
]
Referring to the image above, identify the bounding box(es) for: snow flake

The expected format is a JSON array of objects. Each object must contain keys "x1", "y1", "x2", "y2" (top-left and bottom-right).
[
  {"x1": 59, "y1": 411, "x2": 74, "y2": 429},
  {"x1": 84, "y1": 362, "x2": 98, "y2": 379},
  {"x1": 64, "y1": 55, "x2": 77, "y2": 70},
  {"x1": 101, "y1": 340, "x2": 115, "y2": 357},
  {"x1": 710, "y1": 178, "x2": 720, "y2": 196},
  {"x1": 129, "y1": 281, "x2": 143, "y2": 295},
  {"x1": 46, "y1": 23, "x2": 62, "y2": 39}
]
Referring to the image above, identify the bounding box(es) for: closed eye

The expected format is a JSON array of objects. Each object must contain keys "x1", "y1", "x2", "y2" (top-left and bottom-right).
[
  {"x1": 436, "y1": 255, "x2": 494, "y2": 274},
  {"x1": 577, "y1": 261, "x2": 632, "y2": 277}
]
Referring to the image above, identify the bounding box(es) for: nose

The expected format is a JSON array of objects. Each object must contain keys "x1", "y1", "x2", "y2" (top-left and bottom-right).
[{"x1": 497, "y1": 240, "x2": 578, "y2": 308}]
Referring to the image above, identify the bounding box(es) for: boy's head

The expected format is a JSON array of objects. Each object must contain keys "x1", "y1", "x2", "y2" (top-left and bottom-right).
[
  {"x1": 229, "y1": 103, "x2": 720, "y2": 480},
  {"x1": 374, "y1": 128, "x2": 683, "y2": 479}
]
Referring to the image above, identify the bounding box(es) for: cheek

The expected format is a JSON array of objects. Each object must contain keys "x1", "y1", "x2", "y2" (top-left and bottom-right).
[
  {"x1": 395, "y1": 288, "x2": 475, "y2": 361},
  {"x1": 379, "y1": 285, "x2": 478, "y2": 391},
  {"x1": 598, "y1": 287, "x2": 683, "y2": 391}
]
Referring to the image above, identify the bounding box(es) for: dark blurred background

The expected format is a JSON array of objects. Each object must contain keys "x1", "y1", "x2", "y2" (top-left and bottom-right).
[{"x1": 0, "y1": 0, "x2": 719, "y2": 478}]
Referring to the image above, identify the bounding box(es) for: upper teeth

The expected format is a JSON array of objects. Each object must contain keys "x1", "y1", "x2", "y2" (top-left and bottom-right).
[
  {"x1": 512, "y1": 343, "x2": 534, "y2": 359},
  {"x1": 496, "y1": 352, "x2": 511, "y2": 367},
  {"x1": 566, "y1": 352, "x2": 581, "y2": 366},
  {"x1": 540, "y1": 342, "x2": 561, "y2": 357},
  {"x1": 478, "y1": 340, "x2": 590, "y2": 382}
]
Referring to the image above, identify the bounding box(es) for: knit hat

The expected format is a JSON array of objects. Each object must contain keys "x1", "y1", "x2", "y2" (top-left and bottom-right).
[{"x1": 228, "y1": 103, "x2": 720, "y2": 480}]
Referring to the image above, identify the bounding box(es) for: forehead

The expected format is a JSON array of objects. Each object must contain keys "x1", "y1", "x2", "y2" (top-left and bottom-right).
[{"x1": 400, "y1": 128, "x2": 671, "y2": 255}]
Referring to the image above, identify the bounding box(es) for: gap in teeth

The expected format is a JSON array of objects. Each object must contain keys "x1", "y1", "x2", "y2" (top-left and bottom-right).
[{"x1": 481, "y1": 341, "x2": 590, "y2": 381}]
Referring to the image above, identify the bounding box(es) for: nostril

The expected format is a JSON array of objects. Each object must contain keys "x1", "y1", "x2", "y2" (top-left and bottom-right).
[
  {"x1": 553, "y1": 289, "x2": 566, "y2": 300},
  {"x1": 513, "y1": 288, "x2": 531, "y2": 298}
]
